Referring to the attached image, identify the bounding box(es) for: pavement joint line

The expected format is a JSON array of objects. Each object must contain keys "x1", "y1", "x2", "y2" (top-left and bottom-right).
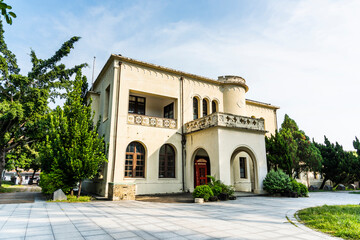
[
  {"x1": 45, "y1": 203, "x2": 56, "y2": 240},
  {"x1": 0, "y1": 203, "x2": 18, "y2": 231},
  {"x1": 71, "y1": 202, "x2": 117, "y2": 240},
  {"x1": 24, "y1": 203, "x2": 34, "y2": 239}
]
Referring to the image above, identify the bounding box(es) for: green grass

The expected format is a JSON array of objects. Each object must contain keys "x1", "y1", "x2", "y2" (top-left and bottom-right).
[
  {"x1": 297, "y1": 205, "x2": 360, "y2": 240},
  {"x1": 49, "y1": 195, "x2": 93, "y2": 202},
  {"x1": 349, "y1": 191, "x2": 360, "y2": 194},
  {"x1": 0, "y1": 181, "x2": 27, "y2": 193}
]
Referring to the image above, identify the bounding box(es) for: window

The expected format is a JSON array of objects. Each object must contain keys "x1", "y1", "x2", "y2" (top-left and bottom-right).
[
  {"x1": 125, "y1": 142, "x2": 145, "y2": 178},
  {"x1": 240, "y1": 157, "x2": 246, "y2": 178},
  {"x1": 202, "y1": 99, "x2": 208, "y2": 117},
  {"x1": 212, "y1": 100, "x2": 217, "y2": 114},
  {"x1": 193, "y1": 97, "x2": 199, "y2": 120},
  {"x1": 128, "y1": 95, "x2": 145, "y2": 115},
  {"x1": 164, "y1": 103, "x2": 174, "y2": 119},
  {"x1": 159, "y1": 144, "x2": 175, "y2": 178},
  {"x1": 104, "y1": 85, "x2": 110, "y2": 120}
]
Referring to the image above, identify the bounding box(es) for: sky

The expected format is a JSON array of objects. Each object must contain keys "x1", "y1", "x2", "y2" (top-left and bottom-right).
[{"x1": 4, "y1": 0, "x2": 360, "y2": 150}]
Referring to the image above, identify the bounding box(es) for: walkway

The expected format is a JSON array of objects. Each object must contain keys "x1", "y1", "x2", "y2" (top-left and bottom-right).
[{"x1": 0, "y1": 192, "x2": 359, "y2": 240}]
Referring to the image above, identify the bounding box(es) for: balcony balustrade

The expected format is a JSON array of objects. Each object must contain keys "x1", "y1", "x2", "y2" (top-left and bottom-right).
[
  {"x1": 128, "y1": 113, "x2": 177, "y2": 129},
  {"x1": 185, "y1": 112, "x2": 265, "y2": 134}
]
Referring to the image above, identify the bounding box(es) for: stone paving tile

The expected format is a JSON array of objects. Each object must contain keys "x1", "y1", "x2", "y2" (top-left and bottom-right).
[{"x1": 0, "y1": 192, "x2": 359, "y2": 240}]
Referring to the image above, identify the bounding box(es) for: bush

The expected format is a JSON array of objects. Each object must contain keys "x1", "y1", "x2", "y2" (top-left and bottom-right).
[
  {"x1": 207, "y1": 175, "x2": 235, "y2": 199},
  {"x1": 298, "y1": 182, "x2": 309, "y2": 197},
  {"x1": 39, "y1": 171, "x2": 72, "y2": 195},
  {"x1": 263, "y1": 169, "x2": 292, "y2": 194},
  {"x1": 290, "y1": 179, "x2": 308, "y2": 197},
  {"x1": 193, "y1": 185, "x2": 214, "y2": 201}
]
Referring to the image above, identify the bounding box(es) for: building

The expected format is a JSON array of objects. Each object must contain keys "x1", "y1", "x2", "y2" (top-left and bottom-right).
[{"x1": 83, "y1": 55, "x2": 279, "y2": 200}]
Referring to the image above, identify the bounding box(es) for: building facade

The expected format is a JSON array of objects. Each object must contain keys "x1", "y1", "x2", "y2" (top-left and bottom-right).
[{"x1": 83, "y1": 55, "x2": 279, "y2": 199}]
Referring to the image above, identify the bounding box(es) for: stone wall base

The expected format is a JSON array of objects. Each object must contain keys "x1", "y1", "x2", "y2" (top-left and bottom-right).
[{"x1": 108, "y1": 183, "x2": 136, "y2": 200}]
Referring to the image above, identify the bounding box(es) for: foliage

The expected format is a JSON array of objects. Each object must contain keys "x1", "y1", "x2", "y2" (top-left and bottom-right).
[
  {"x1": 266, "y1": 114, "x2": 322, "y2": 178},
  {"x1": 297, "y1": 205, "x2": 360, "y2": 239},
  {"x1": 0, "y1": 20, "x2": 86, "y2": 186},
  {"x1": 0, "y1": 1, "x2": 15, "y2": 25},
  {"x1": 39, "y1": 71, "x2": 107, "y2": 197},
  {"x1": 49, "y1": 195, "x2": 93, "y2": 202},
  {"x1": 314, "y1": 136, "x2": 357, "y2": 189},
  {"x1": 290, "y1": 179, "x2": 308, "y2": 197},
  {"x1": 263, "y1": 169, "x2": 292, "y2": 194},
  {"x1": 38, "y1": 171, "x2": 72, "y2": 195},
  {"x1": 207, "y1": 175, "x2": 235, "y2": 197},
  {"x1": 192, "y1": 185, "x2": 214, "y2": 201}
]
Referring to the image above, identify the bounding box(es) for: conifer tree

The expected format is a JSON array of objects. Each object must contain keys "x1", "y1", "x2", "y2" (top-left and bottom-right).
[{"x1": 40, "y1": 71, "x2": 107, "y2": 197}]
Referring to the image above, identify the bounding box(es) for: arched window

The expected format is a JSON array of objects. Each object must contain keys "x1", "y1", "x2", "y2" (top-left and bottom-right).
[
  {"x1": 193, "y1": 97, "x2": 199, "y2": 120},
  {"x1": 159, "y1": 144, "x2": 175, "y2": 178},
  {"x1": 203, "y1": 99, "x2": 209, "y2": 117},
  {"x1": 211, "y1": 100, "x2": 217, "y2": 114},
  {"x1": 125, "y1": 142, "x2": 145, "y2": 178}
]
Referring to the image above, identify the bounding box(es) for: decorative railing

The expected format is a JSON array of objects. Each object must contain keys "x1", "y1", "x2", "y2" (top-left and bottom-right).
[
  {"x1": 185, "y1": 112, "x2": 265, "y2": 133},
  {"x1": 127, "y1": 113, "x2": 177, "y2": 129}
]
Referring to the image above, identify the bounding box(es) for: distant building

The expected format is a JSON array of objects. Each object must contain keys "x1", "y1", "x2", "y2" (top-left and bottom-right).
[
  {"x1": 2, "y1": 170, "x2": 40, "y2": 185},
  {"x1": 83, "y1": 55, "x2": 279, "y2": 200}
]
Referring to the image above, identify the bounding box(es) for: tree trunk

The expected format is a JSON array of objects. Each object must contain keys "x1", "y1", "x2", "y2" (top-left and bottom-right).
[
  {"x1": 31, "y1": 169, "x2": 37, "y2": 179},
  {"x1": 320, "y1": 178, "x2": 328, "y2": 189},
  {"x1": 77, "y1": 180, "x2": 82, "y2": 198},
  {"x1": 0, "y1": 149, "x2": 5, "y2": 186},
  {"x1": 70, "y1": 189, "x2": 74, "y2": 196},
  {"x1": 16, "y1": 167, "x2": 22, "y2": 185}
]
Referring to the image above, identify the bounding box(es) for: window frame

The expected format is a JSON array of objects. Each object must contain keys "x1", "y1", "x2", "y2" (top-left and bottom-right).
[
  {"x1": 193, "y1": 97, "x2": 199, "y2": 120},
  {"x1": 211, "y1": 100, "x2": 217, "y2": 114},
  {"x1": 202, "y1": 99, "x2": 209, "y2": 117},
  {"x1": 125, "y1": 142, "x2": 146, "y2": 178},
  {"x1": 159, "y1": 144, "x2": 176, "y2": 178},
  {"x1": 128, "y1": 95, "x2": 146, "y2": 115},
  {"x1": 163, "y1": 102, "x2": 174, "y2": 119},
  {"x1": 239, "y1": 157, "x2": 246, "y2": 179}
]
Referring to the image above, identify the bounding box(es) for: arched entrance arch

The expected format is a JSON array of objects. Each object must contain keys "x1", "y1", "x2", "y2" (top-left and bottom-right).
[
  {"x1": 191, "y1": 148, "x2": 211, "y2": 188},
  {"x1": 230, "y1": 146, "x2": 258, "y2": 192}
]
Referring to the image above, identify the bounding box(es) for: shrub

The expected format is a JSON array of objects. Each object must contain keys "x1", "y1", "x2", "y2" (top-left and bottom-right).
[
  {"x1": 207, "y1": 175, "x2": 235, "y2": 199},
  {"x1": 263, "y1": 169, "x2": 292, "y2": 194},
  {"x1": 298, "y1": 182, "x2": 309, "y2": 197},
  {"x1": 193, "y1": 185, "x2": 214, "y2": 201},
  {"x1": 291, "y1": 179, "x2": 301, "y2": 196},
  {"x1": 39, "y1": 171, "x2": 72, "y2": 195}
]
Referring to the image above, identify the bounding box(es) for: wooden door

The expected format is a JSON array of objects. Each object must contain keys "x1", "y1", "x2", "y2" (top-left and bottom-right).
[{"x1": 195, "y1": 159, "x2": 208, "y2": 187}]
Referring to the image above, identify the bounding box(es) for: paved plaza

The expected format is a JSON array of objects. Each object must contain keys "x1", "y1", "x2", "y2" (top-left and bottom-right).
[{"x1": 0, "y1": 192, "x2": 359, "y2": 240}]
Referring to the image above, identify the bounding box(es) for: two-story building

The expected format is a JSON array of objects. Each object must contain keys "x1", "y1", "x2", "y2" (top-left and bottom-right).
[{"x1": 83, "y1": 55, "x2": 279, "y2": 200}]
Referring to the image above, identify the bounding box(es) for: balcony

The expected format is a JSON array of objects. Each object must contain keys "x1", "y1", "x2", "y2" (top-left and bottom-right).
[
  {"x1": 185, "y1": 112, "x2": 265, "y2": 134},
  {"x1": 128, "y1": 113, "x2": 177, "y2": 129}
]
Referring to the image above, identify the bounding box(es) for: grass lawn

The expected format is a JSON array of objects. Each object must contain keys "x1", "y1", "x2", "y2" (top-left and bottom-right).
[
  {"x1": 297, "y1": 205, "x2": 360, "y2": 240},
  {"x1": 0, "y1": 181, "x2": 27, "y2": 193},
  {"x1": 349, "y1": 191, "x2": 360, "y2": 194},
  {"x1": 49, "y1": 195, "x2": 93, "y2": 202}
]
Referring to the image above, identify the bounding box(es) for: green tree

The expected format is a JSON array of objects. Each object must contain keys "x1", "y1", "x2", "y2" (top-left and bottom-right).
[
  {"x1": 0, "y1": 1, "x2": 16, "y2": 25},
  {"x1": 40, "y1": 71, "x2": 107, "y2": 197},
  {"x1": 314, "y1": 136, "x2": 355, "y2": 189},
  {"x1": 0, "y1": 20, "x2": 86, "y2": 186},
  {"x1": 266, "y1": 114, "x2": 322, "y2": 177}
]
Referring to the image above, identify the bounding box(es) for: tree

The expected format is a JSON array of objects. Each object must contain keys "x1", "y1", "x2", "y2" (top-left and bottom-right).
[
  {"x1": 266, "y1": 114, "x2": 322, "y2": 177},
  {"x1": 314, "y1": 136, "x2": 355, "y2": 189},
  {"x1": 0, "y1": 1, "x2": 16, "y2": 25},
  {"x1": 0, "y1": 20, "x2": 86, "y2": 186},
  {"x1": 40, "y1": 71, "x2": 107, "y2": 197}
]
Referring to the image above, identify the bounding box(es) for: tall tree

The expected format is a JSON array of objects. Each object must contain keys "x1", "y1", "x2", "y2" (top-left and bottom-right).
[
  {"x1": 0, "y1": 20, "x2": 86, "y2": 185},
  {"x1": 40, "y1": 71, "x2": 107, "y2": 197},
  {"x1": 266, "y1": 114, "x2": 322, "y2": 177},
  {"x1": 314, "y1": 136, "x2": 355, "y2": 189}
]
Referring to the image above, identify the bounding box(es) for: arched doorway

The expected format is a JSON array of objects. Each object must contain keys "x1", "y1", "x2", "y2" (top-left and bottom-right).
[
  {"x1": 193, "y1": 148, "x2": 211, "y2": 188},
  {"x1": 230, "y1": 147, "x2": 258, "y2": 192}
]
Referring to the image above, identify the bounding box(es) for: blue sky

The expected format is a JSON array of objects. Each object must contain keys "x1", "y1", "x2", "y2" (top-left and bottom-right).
[{"x1": 5, "y1": 0, "x2": 360, "y2": 150}]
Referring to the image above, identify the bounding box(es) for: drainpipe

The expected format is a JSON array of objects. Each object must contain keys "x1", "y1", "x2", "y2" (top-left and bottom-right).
[
  {"x1": 180, "y1": 76, "x2": 186, "y2": 192},
  {"x1": 111, "y1": 61, "x2": 122, "y2": 183}
]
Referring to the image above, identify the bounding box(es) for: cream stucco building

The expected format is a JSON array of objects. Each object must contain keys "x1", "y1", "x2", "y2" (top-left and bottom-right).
[{"x1": 83, "y1": 55, "x2": 279, "y2": 199}]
